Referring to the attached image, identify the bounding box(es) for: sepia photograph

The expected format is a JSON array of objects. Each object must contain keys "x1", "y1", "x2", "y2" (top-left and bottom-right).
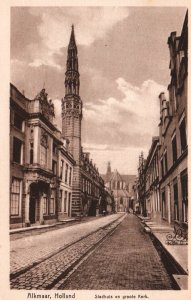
[{"x1": 0, "y1": 1, "x2": 190, "y2": 300}]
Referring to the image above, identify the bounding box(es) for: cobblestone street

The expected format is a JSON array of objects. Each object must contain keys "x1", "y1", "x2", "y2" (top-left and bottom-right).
[
  {"x1": 10, "y1": 214, "x2": 174, "y2": 290},
  {"x1": 10, "y1": 214, "x2": 122, "y2": 276},
  {"x1": 58, "y1": 214, "x2": 173, "y2": 290},
  {"x1": 10, "y1": 214, "x2": 125, "y2": 289}
]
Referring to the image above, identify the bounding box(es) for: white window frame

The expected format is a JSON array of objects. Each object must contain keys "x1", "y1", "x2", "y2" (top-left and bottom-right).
[
  {"x1": 10, "y1": 178, "x2": 22, "y2": 217},
  {"x1": 49, "y1": 190, "x2": 55, "y2": 214}
]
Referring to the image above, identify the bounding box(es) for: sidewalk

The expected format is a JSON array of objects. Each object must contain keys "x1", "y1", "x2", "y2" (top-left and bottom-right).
[
  {"x1": 10, "y1": 216, "x2": 101, "y2": 241},
  {"x1": 10, "y1": 213, "x2": 124, "y2": 277},
  {"x1": 137, "y1": 215, "x2": 188, "y2": 289}
]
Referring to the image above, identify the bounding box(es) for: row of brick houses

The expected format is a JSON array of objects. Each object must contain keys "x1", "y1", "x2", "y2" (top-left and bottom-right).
[
  {"x1": 10, "y1": 26, "x2": 106, "y2": 229},
  {"x1": 137, "y1": 12, "x2": 188, "y2": 229}
]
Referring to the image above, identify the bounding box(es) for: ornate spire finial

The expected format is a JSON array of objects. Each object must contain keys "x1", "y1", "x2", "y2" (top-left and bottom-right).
[
  {"x1": 68, "y1": 24, "x2": 76, "y2": 50},
  {"x1": 65, "y1": 24, "x2": 79, "y2": 96}
]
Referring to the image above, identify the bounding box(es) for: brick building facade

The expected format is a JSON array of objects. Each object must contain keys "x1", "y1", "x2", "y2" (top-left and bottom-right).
[
  {"x1": 137, "y1": 11, "x2": 188, "y2": 227},
  {"x1": 10, "y1": 84, "x2": 75, "y2": 228}
]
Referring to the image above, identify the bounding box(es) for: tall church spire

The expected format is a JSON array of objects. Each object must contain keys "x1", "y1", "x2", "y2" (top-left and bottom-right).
[
  {"x1": 62, "y1": 25, "x2": 83, "y2": 216},
  {"x1": 65, "y1": 25, "x2": 79, "y2": 96}
]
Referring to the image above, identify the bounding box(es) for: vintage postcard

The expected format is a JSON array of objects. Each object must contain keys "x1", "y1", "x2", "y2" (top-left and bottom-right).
[{"x1": 0, "y1": 1, "x2": 190, "y2": 300}]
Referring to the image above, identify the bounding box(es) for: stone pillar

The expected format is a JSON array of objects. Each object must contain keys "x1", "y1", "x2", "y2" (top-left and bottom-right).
[
  {"x1": 39, "y1": 194, "x2": 44, "y2": 225},
  {"x1": 25, "y1": 192, "x2": 30, "y2": 226}
]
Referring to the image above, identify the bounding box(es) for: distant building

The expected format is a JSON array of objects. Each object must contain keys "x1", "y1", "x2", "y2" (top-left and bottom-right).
[
  {"x1": 137, "y1": 152, "x2": 146, "y2": 216},
  {"x1": 102, "y1": 162, "x2": 136, "y2": 212},
  {"x1": 144, "y1": 137, "x2": 160, "y2": 220},
  {"x1": 80, "y1": 151, "x2": 105, "y2": 216}
]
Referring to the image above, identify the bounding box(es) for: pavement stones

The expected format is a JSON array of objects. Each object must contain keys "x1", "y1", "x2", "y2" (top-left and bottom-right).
[
  {"x1": 10, "y1": 215, "x2": 125, "y2": 289},
  {"x1": 10, "y1": 213, "x2": 123, "y2": 276},
  {"x1": 10, "y1": 214, "x2": 174, "y2": 290},
  {"x1": 59, "y1": 214, "x2": 173, "y2": 290}
]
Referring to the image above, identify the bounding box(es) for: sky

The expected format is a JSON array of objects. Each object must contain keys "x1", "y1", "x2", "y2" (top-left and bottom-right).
[{"x1": 11, "y1": 6, "x2": 187, "y2": 175}]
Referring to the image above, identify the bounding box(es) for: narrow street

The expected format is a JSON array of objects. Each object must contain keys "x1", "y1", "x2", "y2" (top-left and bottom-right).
[
  {"x1": 10, "y1": 214, "x2": 174, "y2": 290},
  {"x1": 57, "y1": 214, "x2": 173, "y2": 290}
]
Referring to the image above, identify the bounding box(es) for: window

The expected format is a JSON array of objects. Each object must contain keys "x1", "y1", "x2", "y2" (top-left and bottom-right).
[
  {"x1": 60, "y1": 160, "x2": 64, "y2": 179},
  {"x1": 43, "y1": 197, "x2": 48, "y2": 215},
  {"x1": 53, "y1": 142, "x2": 57, "y2": 155},
  {"x1": 64, "y1": 191, "x2": 67, "y2": 212},
  {"x1": 173, "y1": 180, "x2": 179, "y2": 221},
  {"x1": 40, "y1": 133, "x2": 48, "y2": 166},
  {"x1": 172, "y1": 135, "x2": 177, "y2": 163},
  {"x1": 179, "y1": 118, "x2": 187, "y2": 152},
  {"x1": 162, "y1": 191, "x2": 166, "y2": 219},
  {"x1": 14, "y1": 112, "x2": 23, "y2": 131},
  {"x1": 161, "y1": 159, "x2": 164, "y2": 177},
  {"x1": 112, "y1": 181, "x2": 115, "y2": 190},
  {"x1": 173, "y1": 87, "x2": 177, "y2": 111},
  {"x1": 11, "y1": 178, "x2": 21, "y2": 216},
  {"x1": 181, "y1": 172, "x2": 188, "y2": 222},
  {"x1": 65, "y1": 164, "x2": 68, "y2": 184},
  {"x1": 49, "y1": 190, "x2": 55, "y2": 214},
  {"x1": 164, "y1": 152, "x2": 168, "y2": 174},
  {"x1": 52, "y1": 160, "x2": 57, "y2": 175},
  {"x1": 13, "y1": 137, "x2": 23, "y2": 164},
  {"x1": 40, "y1": 145, "x2": 47, "y2": 166},
  {"x1": 69, "y1": 167, "x2": 72, "y2": 185},
  {"x1": 30, "y1": 142, "x2": 34, "y2": 164},
  {"x1": 58, "y1": 190, "x2": 62, "y2": 212}
]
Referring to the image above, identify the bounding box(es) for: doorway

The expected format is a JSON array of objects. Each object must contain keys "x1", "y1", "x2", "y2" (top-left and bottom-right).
[{"x1": 29, "y1": 196, "x2": 36, "y2": 224}]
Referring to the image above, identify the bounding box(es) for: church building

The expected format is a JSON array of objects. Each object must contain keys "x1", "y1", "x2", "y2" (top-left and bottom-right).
[{"x1": 102, "y1": 162, "x2": 136, "y2": 212}]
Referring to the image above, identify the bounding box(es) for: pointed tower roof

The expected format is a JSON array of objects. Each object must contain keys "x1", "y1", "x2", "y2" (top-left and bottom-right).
[
  {"x1": 68, "y1": 24, "x2": 77, "y2": 50},
  {"x1": 107, "y1": 161, "x2": 111, "y2": 174}
]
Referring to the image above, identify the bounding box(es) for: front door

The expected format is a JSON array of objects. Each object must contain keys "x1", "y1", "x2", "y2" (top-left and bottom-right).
[{"x1": 29, "y1": 196, "x2": 36, "y2": 224}]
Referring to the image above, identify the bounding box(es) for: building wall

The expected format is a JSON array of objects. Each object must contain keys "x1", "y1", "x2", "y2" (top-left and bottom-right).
[
  {"x1": 81, "y1": 153, "x2": 105, "y2": 216},
  {"x1": 57, "y1": 146, "x2": 74, "y2": 219},
  {"x1": 10, "y1": 85, "x2": 75, "y2": 229},
  {"x1": 159, "y1": 13, "x2": 188, "y2": 225},
  {"x1": 144, "y1": 139, "x2": 160, "y2": 220},
  {"x1": 137, "y1": 12, "x2": 188, "y2": 226}
]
